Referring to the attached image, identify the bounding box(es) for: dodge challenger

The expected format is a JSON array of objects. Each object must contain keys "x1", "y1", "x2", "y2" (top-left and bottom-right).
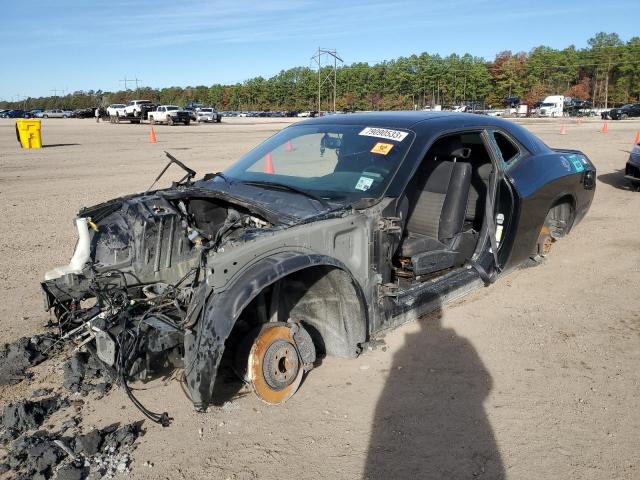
[{"x1": 41, "y1": 112, "x2": 595, "y2": 423}]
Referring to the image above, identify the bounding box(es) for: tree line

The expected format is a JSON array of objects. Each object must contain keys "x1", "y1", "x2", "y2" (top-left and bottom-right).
[{"x1": 2, "y1": 32, "x2": 638, "y2": 112}]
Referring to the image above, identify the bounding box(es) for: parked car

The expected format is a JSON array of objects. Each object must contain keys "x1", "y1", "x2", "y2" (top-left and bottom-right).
[
  {"x1": 73, "y1": 108, "x2": 95, "y2": 119},
  {"x1": 0, "y1": 109, "x2": 30, "y2": 118},
  {"x1": 609, "y1": 103, "x2": 640, "y2": 120},
  {"x1": 38, "y1": 109, "x2": 72, "y2": 118},
  {"x1": 41, "y1": 112, "x2": 595, "y2": 418},
  {"x1": 195, "y1": 107, "x2": 222, "y2": 123},
  {"x1": 625, "y1": 141, "x2": 640, "y2": 190},
  {"x1": 106, "y1": 104, "x2": 126, "y2": 117},
  {"x1": 147, "y1": 105, "x2": 191, "y2": 125}
]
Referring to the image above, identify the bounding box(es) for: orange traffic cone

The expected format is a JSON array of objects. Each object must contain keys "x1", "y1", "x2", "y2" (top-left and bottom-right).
[
  {"x1": 560, "y1": 124, "x2": 566, "y2": 135},
  {"x1": 600, "y1": 122, "x2": 609, "y2": 134},
  {"x1": 264, "y1": 152, "x2": 275, "y2": 174},
  {"x1": 149, "y1": 126, "x2": 157, "y2": 143},
  {"x1": 633, "y1": 129, "x2": 640, "y2": 145},
  {"x1": 285, "y1": 140, "x2": 293, "y2": 152}
]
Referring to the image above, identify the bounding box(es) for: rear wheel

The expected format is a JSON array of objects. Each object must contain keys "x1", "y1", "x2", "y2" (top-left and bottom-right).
[
  {"x1": 527, "y1": 202, "x2": 573, "y2": 266},
  {"x1": 184, "y1": 119, "x2": 190, "y2": 126},
  {"x1": 167, "y1": 116, "x2": 174, "y2": 126},
  {"x1": 149, "y1": 116, "x2": 155, "y2": 125}
]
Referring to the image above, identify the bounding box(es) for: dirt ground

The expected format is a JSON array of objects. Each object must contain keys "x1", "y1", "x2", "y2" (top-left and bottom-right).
[{"x1": 0, "y1": 116, "x2": 639, "y2": 479}]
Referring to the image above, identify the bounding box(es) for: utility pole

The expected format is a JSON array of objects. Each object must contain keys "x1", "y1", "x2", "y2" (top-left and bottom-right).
[
  {"x1": 119, "y1": 76, "x2": 129, "y2": 91},
  {"x1": 133, "y1": 77, "x2": 141, "y2": 92},
  {"x1": 311, "y1": 48, "x2": 343, "y2": 113}
]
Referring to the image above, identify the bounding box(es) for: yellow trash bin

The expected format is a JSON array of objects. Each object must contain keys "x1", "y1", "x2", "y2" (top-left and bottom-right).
[{"x1": 15, "y1": 119, "x2": 42, "y2": 149}]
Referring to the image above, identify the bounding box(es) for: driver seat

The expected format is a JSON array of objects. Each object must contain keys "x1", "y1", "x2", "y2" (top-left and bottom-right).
[{"x1": 398, "y1": 138, "x2": 472, "y2": 276}]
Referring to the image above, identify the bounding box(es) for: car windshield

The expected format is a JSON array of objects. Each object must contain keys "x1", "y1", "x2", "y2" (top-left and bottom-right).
[
  {"x1": 541, "y1": 102, "x2": 555, "y2": 107},
  {"x1": 200, "y1": 108, "x2": 213, "y2": 112},
  {"x1": 224, "y1": 123, "x2": 415, "y2": 205},
  {"x1": 166, "y1": 106, "x2": 179, "y2": 111}
]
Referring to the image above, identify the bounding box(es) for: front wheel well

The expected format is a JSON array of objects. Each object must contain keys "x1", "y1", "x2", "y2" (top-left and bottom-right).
[{"x1": 224, "y1": 265, "x2": 367, "y2": 365}]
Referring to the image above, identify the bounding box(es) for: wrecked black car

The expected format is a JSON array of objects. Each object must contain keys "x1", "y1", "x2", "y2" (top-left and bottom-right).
[
  {"x1": 625, "y1": 141, "x2": 640, "y2": 190},
  {"x1": 41, "y1": 112, "x2": 595, "y2": 420}
]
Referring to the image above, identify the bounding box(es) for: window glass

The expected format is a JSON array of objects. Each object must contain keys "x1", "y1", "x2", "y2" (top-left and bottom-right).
[
  {"x1": 224, "y1": 124, "x2": 414, "y2": 205},
  {"x1": 493, "y1": 131, "x2": 520, "y2": 166}
]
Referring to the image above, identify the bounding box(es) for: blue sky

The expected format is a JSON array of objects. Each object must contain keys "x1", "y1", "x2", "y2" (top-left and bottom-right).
[{"x1": 1, "y1": 0, "x2": 636, "y2": 100}]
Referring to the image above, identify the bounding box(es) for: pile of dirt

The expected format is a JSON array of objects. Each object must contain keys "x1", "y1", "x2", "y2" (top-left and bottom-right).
[
  {"x1": 0, "y1": 421, "x2": 144, "y2": 479},
  {"x1": 0, "y1": 334, "x2": 60, "y2": 385}
]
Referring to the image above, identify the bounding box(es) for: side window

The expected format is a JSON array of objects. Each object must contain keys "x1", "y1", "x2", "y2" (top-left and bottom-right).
[{"x1": 492, "y1": 131, "x2": 520, "y2": 167}]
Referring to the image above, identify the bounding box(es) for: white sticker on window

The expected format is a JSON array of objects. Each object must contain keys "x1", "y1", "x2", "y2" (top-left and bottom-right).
[
  {"x1": 355, "y1": 176, "x2": 374, "y2": 191},
  {"x1": 359, "y1": 127, "x2": 408, "y2": 142}
]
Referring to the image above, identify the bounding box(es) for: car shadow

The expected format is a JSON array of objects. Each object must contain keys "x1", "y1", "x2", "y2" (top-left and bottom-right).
[
  {"x1": 42, "y1": 143, "x2": 80, "y2": 148},
  {"x1": 598, "y1": 170, "x2": 637, "y2": 191},
  {"x1": 364, "y1": 306, "x2": 504, "y2": 479}
]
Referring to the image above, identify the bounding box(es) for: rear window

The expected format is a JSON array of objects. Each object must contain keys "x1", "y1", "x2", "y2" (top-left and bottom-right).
[{"x1": 493, "y1": 131, "x2": 520, "y2": 166}]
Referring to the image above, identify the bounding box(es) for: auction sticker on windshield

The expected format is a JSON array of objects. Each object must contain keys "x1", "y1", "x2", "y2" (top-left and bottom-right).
[
  {"x1": 359, "y1": 127, "x2": 408, "y2": 142},
  {"x1": 370, "y1": 142, "x2": 394, "y2": 155}
]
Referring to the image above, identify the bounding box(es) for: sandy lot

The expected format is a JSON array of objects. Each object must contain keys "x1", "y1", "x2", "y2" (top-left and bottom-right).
[{"x1": 1, "y1": 116, "x2": 639, "y2": 479}]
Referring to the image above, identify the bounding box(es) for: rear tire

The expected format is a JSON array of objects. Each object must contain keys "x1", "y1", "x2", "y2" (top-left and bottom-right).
[
  {"x1": 149, "y1": 116, "x2": 155, "y2": 125},
  {"x1": 167, "y1": 116, "x2": 174, "y2": 126}
]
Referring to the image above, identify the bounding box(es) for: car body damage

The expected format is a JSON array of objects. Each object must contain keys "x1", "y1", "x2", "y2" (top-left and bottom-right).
[{"x1": 41, "y1": 112, "x2": 595, "y2": 421}]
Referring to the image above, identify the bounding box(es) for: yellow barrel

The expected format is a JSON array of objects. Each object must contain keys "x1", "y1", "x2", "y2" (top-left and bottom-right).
[{"x1": 15, "y1": 119, "x2": 42, "y2": 149}]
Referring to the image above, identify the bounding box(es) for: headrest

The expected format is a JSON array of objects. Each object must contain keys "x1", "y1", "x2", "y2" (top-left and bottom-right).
[{"x1": 431, "y1": 136, "x2": 470, "y2": 161}]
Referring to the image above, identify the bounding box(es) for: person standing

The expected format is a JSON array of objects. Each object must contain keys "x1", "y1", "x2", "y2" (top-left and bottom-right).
[{"x1": 95, "y1": 107, "x2": 100, "y2": 122}]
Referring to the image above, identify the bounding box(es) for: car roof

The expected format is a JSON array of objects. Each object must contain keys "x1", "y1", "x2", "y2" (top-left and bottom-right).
[
  {"x1": 298, "y1": 111, "x2": 501, "y2": 129},
  {"x1": 296, "y1": 111, "x2": 549, "y2": 154}
]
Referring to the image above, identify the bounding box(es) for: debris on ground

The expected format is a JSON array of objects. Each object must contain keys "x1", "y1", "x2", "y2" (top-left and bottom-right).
[
  {"x1": 63, "y1": 352, "x2": 114, "y2": 397},
  {"x1": 0, "y1": 421, "x2": 144, "y2": 479},
  {"x1": 0, "y1": 334, "x2": 60, "y2": 385},
  {"x1": 1, "y1": 395, "x2": 69, "y2": 440}
]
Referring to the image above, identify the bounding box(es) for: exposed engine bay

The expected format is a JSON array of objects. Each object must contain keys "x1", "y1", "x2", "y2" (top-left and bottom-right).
[{"x1": 41, "y1": 190, "x2": 286, "y2": 425}]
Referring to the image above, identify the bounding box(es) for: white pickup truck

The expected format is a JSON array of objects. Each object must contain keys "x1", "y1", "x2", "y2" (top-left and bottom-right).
[{"x1": 148, "y1": 105, "x2": 191, "y2": 125}]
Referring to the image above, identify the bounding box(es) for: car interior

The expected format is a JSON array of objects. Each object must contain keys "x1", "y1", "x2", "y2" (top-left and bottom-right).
[{"x1": 393, "y1": 131, "x2": 495, "y2": 282}]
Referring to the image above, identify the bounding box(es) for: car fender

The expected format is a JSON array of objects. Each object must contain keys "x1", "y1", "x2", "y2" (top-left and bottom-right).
[
  {"x1": 183, "y1": 250, "x2": 367, "y2": 409},
  {"x1": 503, "y1": 151, "x2": 594, "y2": 269}
]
